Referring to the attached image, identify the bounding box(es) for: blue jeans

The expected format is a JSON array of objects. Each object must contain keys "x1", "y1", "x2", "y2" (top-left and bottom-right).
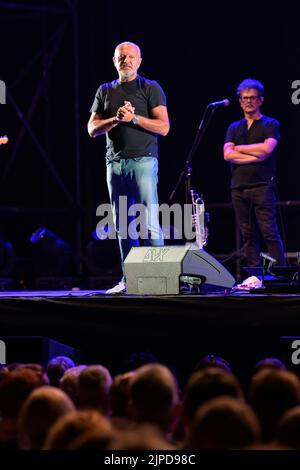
[
  {"x1": 106, "y1": 157, "x2": 164, "y2": 271},
  {"x1": 231, "y1": 184, "x2": 286, "y2": 267}
]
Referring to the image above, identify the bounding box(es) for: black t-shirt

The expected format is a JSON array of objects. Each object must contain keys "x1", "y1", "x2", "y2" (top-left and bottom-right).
[
  {"x1": 224, "y1": 115, "x2": 280, "y2": 189},
  {"x1": 90, "y1": 75, "x2": 167, "y2": 161}
]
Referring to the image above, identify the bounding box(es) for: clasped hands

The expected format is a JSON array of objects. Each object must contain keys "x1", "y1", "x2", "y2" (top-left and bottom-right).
[{"x1": 115, "y1": 101, "x2": 135, "y2": 123}]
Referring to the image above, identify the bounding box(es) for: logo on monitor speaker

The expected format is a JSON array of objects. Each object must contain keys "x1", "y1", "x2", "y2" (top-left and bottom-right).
[{"x1": 143, "y1": 248, "x2": 170, "y2": 263}]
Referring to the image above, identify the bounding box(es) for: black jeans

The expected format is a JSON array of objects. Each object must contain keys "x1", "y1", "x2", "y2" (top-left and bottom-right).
[{"x1": 231, "y1": 184, "x2": 286, "y2": 267}]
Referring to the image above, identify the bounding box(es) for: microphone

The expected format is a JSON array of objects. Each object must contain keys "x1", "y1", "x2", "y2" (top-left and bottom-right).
[{"x1": 208, "y1": 99, "x2": 230, "y2": 108}]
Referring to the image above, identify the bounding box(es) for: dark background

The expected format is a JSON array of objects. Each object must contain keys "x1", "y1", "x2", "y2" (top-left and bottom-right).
[{"x1": 0, "y1": 0, "x2": 299, "y2": 283}]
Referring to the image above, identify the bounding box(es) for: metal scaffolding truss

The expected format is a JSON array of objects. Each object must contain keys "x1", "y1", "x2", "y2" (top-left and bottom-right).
[{"x1": 0, "y1": 0, "x2": 82, "y2": 272}]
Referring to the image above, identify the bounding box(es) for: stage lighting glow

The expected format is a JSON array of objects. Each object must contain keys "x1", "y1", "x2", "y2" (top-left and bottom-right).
[{"x1": 29, "y1": 227, "x2": 72, "y2": 276}]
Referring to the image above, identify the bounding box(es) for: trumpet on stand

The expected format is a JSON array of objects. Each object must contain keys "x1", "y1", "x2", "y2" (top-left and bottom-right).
[{"x1": 190, "y1": 189, "x2": 209, "y2": 249}]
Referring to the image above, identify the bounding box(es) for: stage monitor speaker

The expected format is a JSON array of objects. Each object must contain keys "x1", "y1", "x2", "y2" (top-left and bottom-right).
[
  {"x1": 0, "y1": 336, "x2": 79, "y2": 366},
  {"x1": 124, "y1": 245, "x2": 236, "y2": 295}
]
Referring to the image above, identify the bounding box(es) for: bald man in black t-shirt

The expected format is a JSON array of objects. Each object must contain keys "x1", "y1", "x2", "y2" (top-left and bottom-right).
[
  {"x1": 88, "y1": 42, "x2": 170, "y2": 293},
  {"x1": 224, "y1": 78, "x2": 286, "y2": 268}
]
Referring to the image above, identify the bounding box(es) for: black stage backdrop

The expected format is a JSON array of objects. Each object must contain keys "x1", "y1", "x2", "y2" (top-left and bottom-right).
[{"x1": 0, "y1": 1, "x2": 299, "y2": 278}]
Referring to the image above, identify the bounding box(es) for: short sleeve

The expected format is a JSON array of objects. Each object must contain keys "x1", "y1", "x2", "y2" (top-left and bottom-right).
[
  {"x1": 90, "y1": 86, "x2": 104, "y2": 114},
  {"x1": 224, "y1": 123, "x2": 237, "y2": 144},
  {"x1": 264, "y1": 119, "x2": 281, "y2": 141},
  {"x1": 147, "y1": 81, "x2": 167, "y2": 109}
]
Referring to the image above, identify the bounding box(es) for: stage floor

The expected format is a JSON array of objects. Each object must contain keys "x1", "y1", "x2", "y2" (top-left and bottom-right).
[
  {"x1": 0, "y1": 288, "x2": 300, "y2": 298},
  {"x1": 1, "y1": 289, "x2": 300, "y2": 330}
]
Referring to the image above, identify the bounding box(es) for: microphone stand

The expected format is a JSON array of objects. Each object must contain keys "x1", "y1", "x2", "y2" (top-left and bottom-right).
[{"x1": 169, "y1": 105, "x2": 217, "y2": 204}]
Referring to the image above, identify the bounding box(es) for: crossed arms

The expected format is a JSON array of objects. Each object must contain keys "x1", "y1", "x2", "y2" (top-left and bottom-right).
[{"x1": 223, "y1": 138, "x2": 278, "y2": 165}]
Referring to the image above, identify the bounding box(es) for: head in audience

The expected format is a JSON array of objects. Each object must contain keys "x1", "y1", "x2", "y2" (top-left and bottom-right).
[
  {"x1": 108, "y1": 423, "x2": 175, "y2": 450},
  {"x1": 0, "y1": 368, "x2": 43, "y2": 448},
  {"x1": 47, "y1": 356, "x2": 75, "y2": 388},
  {"x1": 44, "y1": 410, "x2": 113, "y2": 450},
  {"x1": 183, "y1": 367, "x2": 243, "y2": 424},
  {"x1": 276, "y1": 406, "x2": 300, "y2": 448},
  {"x1": 0, "y1": 365, "x2": 9, "y2": 382},
  {"x1": 78, "y1": 365, "x2": 112, "y2": 414},
  {"x1": 0, "y1": 368, "x2": 43, "y2": 420},
  {"x1": 250, "y1": 369, "x2": 300, "y2": 441},
  {"x1": 254, "y1": 357, "x2": 287, "y2": 373},
  {"x1": 193, "y1": 354, "x2": 232, "y2": 373},
  {"x1": 129, "y1": 364, "x2": 180, "y2": 435},
  {"x1": 18, "y1": 386, "x2": 75, "y2": 449},
  {"x1": 186, "y1": 396, "x2": 261, "y2": 449},
  {"x1": 59, "y1": 365, "x2": 86, "y2": 407},
  {"x1": 14, "y1": 363, "x2": 49, "y2": 386},
  {"x1": 110, "y1": 371, "x2": 135, "y2": 419}
]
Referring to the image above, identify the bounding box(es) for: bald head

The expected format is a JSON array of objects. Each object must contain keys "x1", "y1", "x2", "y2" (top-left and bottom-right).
[
  {"x1": 129, "y1": 364, "x2": 179, "y2": 432},
  {"x1": 114, "y1": 42, "x2": 141, "y2": 58},
  {"x1": 113, "y1": 42, "x2": 142, "y2": 82},
  {"x1": 19, "y1": 386, "x2": 75, "y2": 449}
]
